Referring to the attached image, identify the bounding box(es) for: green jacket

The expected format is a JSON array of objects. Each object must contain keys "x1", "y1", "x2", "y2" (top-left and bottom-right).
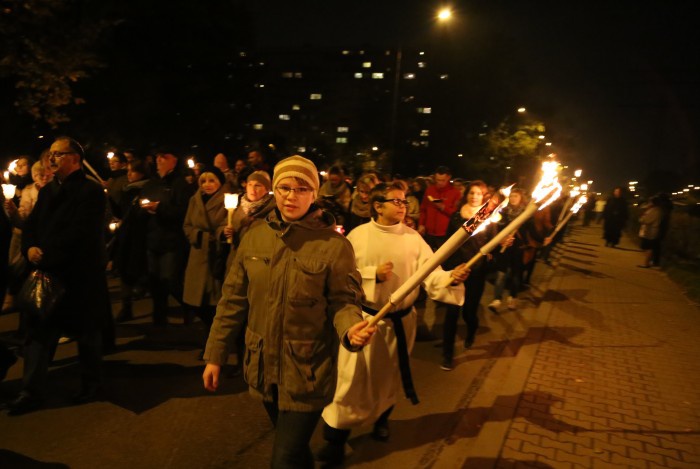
[{"x1": 205, "y1": 207, "x2": 364, "y2": 411}]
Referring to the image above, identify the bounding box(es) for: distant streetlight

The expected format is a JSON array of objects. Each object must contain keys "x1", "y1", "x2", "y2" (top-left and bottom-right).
[
  {"x1": 517, "y1": 107, "x2": 526, "y2": 113},
  {"x1": 437, "y1": 8, "x2": 453, "y2": 21},
  {"x1": 574, "y1": 169, "x2": 582, "y2": 178}
]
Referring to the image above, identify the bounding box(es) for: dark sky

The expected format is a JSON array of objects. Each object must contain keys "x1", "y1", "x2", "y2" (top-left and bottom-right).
[{"x1": 247, "y1": 0, "x2": 700, "y2": 192}]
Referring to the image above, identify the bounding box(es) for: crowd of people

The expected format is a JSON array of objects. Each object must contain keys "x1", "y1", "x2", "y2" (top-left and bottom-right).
[{"x1": 1, "y1": 137, "x2": 648, "y2": 467}]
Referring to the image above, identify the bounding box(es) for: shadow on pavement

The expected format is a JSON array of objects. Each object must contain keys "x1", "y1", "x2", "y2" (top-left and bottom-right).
[
  {"x1": 0, "y1": 450, "x2": 69, "y2": 468},
  {"x1": 559, "y1": 255, "x2": 597, "y2": 266},
  {"x1": 557, "y1": 263, "x2": 611, "y2": 279},
  {"x1": 347, "y1": 390, "x2": 585, "y2": 465},
  {"x1": 463, "y1": 458, "x2": 554, "y2": 468}
]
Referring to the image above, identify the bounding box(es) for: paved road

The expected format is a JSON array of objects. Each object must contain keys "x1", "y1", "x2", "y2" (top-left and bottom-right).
[{"x1": 1, "y1": 224, "x2": 699, "y2": 468}]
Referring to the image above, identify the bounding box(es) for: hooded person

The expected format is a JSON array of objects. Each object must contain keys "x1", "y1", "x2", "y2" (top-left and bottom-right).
[{"x1": 202, "y1": 155, "x2": 376, "y2": 468}]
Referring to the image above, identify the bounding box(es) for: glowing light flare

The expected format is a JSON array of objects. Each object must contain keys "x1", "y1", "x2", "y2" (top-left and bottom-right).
[
  {"x1": 437, "y1": 8, "x2": 453, "y2": 21},
  {"x1": 2, "y1": 184, "x2": 16, "y2": 200},
  {"x1": 224, "y1": 193, "x2": 239, "y2": 210},
  {"x1": 471, "y1": 185, "x2": 513, "y2": 236},
  {"x1": 570, "y1": 195, "x2": 588, "y2": 214},
  {"x1": 107, "y1": 152, "x2": 115, "y2": 160},
  {"x1": 531, "y1": 161, "x2": 562, "y2": 210},
  {"x1": 187, "y1": 158, "x2": 195, "y2": 169}
]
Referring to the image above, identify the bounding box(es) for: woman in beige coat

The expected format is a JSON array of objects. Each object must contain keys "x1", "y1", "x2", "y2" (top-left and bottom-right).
[{"x1": 182, "y1": 167, "x2": 227, "y2": 352}]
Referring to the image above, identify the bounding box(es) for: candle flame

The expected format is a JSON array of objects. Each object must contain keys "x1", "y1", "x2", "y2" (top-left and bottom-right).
[
  {"x1": 224, "y1": 193, "x2": 239, "y2": 209},
  {"x1": 187, "y1": 158, "x2": 195, "y2": 169},
  {"x1": 8, "y1": 159, "x2": 18, "y2": 174},
  {"x1": 570, "y1": 195, "x2": 587, "y2": 214},
  {"x1": 531, "y1": 161, "x2": 562, "y2": 210},
  {"x1": 2, "y1": 183, "x2": 16, "y2": 200}
]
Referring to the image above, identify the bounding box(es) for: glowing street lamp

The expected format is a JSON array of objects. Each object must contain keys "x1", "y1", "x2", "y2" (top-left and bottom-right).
[
  {"x1": 437, "y1": 7, "x2": 453, "y2": 21},
  {"x1": 574, "y1": 169, "x2": 583, "y2": 178},
  {"x1": 517, "y1": 107, "x2": 526, "y2": 113}
]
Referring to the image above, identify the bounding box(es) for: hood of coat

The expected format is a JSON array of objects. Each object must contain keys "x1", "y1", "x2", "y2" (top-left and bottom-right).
[{"x1": 266, "y1": 204, "x2": 337, "y2": 235}]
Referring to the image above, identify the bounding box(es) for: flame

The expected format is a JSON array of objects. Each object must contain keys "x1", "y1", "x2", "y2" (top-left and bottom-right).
[
  {"x1": 570, "y1": 195, "x2": 587, "y2": 214},
  {"x1": 8, "y1": 159, "x2": 18, "y2": 174},
  {"x1": 531, "y1": 161, "x2": 562, "y2": 210},
  {"x1": 471, "y1": 185, "x2": 514, "y2": 236},
  {"x1": 224, "y1": 193, "x2": 239, "y2": 209}
]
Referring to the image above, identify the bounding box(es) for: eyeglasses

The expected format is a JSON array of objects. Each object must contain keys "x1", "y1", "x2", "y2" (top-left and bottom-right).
[
  {"x1": 379, "y1": 198, "x2": 409, "y2": 207},
  {"x1": 275, "y1": 185, "x2": 313, "y2": 196},
  {"x1": 48, "y1": 151, "x2": 76, "y2": 159}
]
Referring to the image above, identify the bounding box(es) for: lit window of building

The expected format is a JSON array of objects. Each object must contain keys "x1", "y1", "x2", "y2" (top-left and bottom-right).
[
  {"x1": 253, "y1": 124, "x2": 263, "y2": 130},
  {"x1": 279, "y1": 114, "x2": 290, "y2": 121},
  {"x1": 294, "y1": 72, "x2": 302, "y2": 78},
  {"x1": 239, "y1": 51, "x2": 247, "y2": 57},
  {"x1": 282, "y1": 72, "x2": 293, "y2": 78},
  {"x1": 292, "y1": 104, "x2": 301, "y2": 111},
  {"x1": 420, "y1": 141, "x2": 429, "y2": 147},
  {"x1": 337, "y1": 126, "x2": 349, "y2": 133},
  {"x1": 403, "y1": 73, "x2": 415, "y2": 79},
  {"x1": 417, "y1": 62, "x2": 427, "y2": 68},
  {"x1": 440, "y1": 74, "x2": 449, "y2": 80},
  {"x1": 336, "y1": 137, "x2": 348, "y2": 144},
  {"x1": 298, "y1": 146, "x2": 307, "y2": 152},
  {"x1": 417, "y1": 107, "x2": 432, "y2": 114},
  {"x1": 372, "y1": 73, "x2": 384, "y2": 79},
  {"x1": 310, "y1": 93, "x2": 322, "y2": 100},
  {"x1": 420, "y1": 129, "x2": 430, "y2": 137},
  {"x1": 354, "y1": 72, "x2": 363, "y2": 79},
  {"x1": 342, "y1": 50, "x2": 350, "y2": 55},
  {"x1": 362, "y1": 62, "x2": 372, "y2": 68}
]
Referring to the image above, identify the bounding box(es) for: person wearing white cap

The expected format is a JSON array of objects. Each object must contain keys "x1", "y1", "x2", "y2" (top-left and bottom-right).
[{"x1": 203, "y1": 156, "x2": 376, "y2": 468}]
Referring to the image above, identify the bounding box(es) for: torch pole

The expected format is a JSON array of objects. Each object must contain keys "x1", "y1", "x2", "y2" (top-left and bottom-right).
[
  {"x1": 82, "y1": 160, "x2": 105, "y2": 184},
  {"x1": 438, "y1": 200, "x2": 540, "y2": 288},
  {"x1": 550, "y1": 210, "x2": 576, "y2": 238}
]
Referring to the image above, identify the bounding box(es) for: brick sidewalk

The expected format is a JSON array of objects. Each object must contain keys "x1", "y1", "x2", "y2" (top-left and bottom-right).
[{"x1": 490, "y1": 225, "x2": 700, "y2": 468}]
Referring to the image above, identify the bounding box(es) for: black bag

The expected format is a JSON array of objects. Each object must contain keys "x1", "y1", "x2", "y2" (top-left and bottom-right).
[{"x1": 15, "y1": 270, "x2": 66, "y2": 319}]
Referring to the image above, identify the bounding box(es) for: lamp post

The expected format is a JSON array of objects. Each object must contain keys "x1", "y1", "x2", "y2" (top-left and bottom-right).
[{"x1": 388, "y1": 7, "x2": 454, "y2": 173}]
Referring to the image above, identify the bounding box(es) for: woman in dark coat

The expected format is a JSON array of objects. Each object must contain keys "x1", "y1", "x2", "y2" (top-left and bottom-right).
[
  {"x1": 602, "y1": 187, "x2": 628, "y2": 247},
  {"x1": 441, "y1": 180, "x2": 498, "y2": 370}
]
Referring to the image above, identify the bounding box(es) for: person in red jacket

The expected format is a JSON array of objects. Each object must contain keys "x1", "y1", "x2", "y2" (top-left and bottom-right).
[{"x1": 418, "y1": 166, "x2": 462, "y2": 251}]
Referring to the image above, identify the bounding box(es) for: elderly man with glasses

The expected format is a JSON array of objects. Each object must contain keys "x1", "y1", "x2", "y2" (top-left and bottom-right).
[{"x1": 3, "y1": 137, "x2": 110, "y2": 416}]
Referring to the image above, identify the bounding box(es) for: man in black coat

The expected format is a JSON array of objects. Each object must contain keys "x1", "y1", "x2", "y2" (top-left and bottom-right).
[
  {"x1": 5, "y1": 136, "x2": 110, "y2": 416},
  {"x1": 140, "y1": 151, "x2": 194, "y2": 326}
]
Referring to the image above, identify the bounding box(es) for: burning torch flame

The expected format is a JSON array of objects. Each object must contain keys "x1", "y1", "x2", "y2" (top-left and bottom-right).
[
  {"x1": 531, "y1": 161, "x2": 562, "y2": 210},
  {"x1": 570, "y1": 195, "x2": 587, "y2": 214},
  {"x1": 472, "y1": 185, "x2": 513, "y2": 236}
]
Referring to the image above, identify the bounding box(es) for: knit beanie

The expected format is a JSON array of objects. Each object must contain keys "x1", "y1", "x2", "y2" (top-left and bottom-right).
[
  {"x1": 247, "y1": 170, "x2": 272, "y2": 191},
  {"x1": 272, "y1": 155, "x2": 319, "y2": 192},
  {"x1": 199, "y1": 165, "x2": 226, "y2": 186}
]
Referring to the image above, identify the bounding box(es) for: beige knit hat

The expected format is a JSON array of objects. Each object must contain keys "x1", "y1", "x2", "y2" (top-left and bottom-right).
[
  {"x1": 272, "y1": 155, "x2": 320, "y2": 192},
  {"x1": 247, "y1": 170, "x2": 272, "y2": 191}
]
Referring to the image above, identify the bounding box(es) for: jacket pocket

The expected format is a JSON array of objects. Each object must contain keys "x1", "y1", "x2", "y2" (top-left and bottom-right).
[
  {"x1": 243, "y1": 328, "x2": 264, "y2": 391},
  {"x1": 289, "y1": 257, "x2": 327, "y2": 305},
  {"x1": 283, "y1": 339, "x2": 334, "y2": 399}
]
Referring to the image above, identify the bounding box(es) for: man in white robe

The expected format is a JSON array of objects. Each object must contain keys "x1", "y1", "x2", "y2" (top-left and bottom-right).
[{"x1": 317, "y1": 182, "x2": 470, "y2": 464}]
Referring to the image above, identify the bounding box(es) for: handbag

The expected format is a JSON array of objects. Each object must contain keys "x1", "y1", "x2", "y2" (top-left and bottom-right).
[{"x1": 15, "y1": 270, "x2": 66, "y2": 320}]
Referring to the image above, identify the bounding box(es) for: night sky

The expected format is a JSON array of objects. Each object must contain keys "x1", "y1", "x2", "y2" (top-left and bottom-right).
[{"x1": 247, "y1": 0, "x2": 700, "y2": 192}]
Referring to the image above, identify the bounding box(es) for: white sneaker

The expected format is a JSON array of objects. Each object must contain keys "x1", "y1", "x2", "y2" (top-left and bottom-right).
[
  {"x1": 506, "y1": 296, "x2": 516, "y2": 310},
  {"x1": 488, "y1": 299, "x2": 501, "y2": 313}
]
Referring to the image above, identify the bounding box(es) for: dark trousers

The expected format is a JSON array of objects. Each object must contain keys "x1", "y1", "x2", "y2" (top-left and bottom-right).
[
  {"x1": 22, "y1": 326, "x2": 102, "y2": 398},
  {"x1": 147, "y1": 250, "x2": 184, "y2": 325},
  {"x1": 263, "y1": 385, "x2": 322, "y2": 469},
  {"x1": 443, "y1": 271, "x2": 486, "y2": 361}
]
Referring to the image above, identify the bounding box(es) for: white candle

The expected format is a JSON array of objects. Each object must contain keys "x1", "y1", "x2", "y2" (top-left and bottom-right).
[
  {"x1": 224, "y1": 193, "x2": 239, "y2": 244},
  {"x1": 2, "y1": 183, "x2": 16, "y2": 200}
]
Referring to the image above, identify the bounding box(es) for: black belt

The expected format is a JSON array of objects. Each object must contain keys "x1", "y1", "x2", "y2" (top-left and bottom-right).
[{"x1": 363, "y1": 305, "x2": 419, "y2": 405}]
